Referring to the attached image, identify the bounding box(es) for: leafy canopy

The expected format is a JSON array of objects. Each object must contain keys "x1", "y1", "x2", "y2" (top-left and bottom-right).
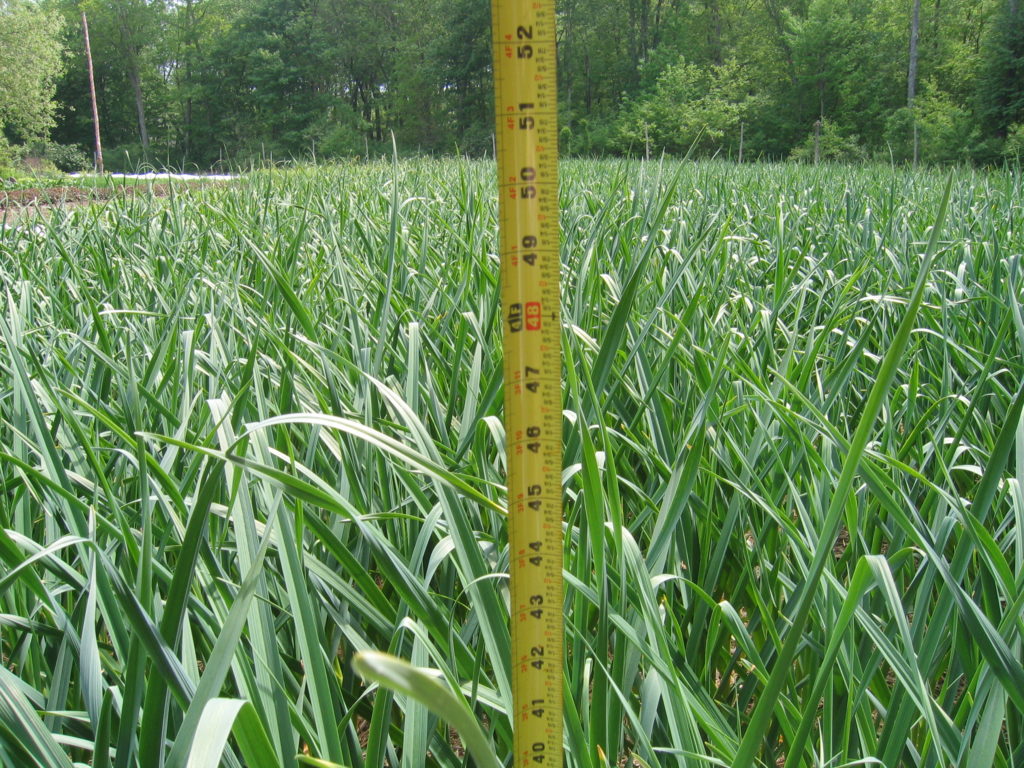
[{"x1": 0, "y1": 0, "x2": 64, "y2": 143}]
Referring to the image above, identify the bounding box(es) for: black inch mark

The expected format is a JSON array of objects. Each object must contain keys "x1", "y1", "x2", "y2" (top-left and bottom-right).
[
  {"x1": 528, "y1": 540, "x2": 542, "y2": 566},
  {"x1": 530, "y1": 698, "x2": 545, "y2": 717}
]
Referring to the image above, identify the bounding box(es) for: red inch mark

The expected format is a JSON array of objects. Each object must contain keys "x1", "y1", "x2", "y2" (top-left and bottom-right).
[{"x1": 526, "y1": 302, "x2": 541, "y2": 331}]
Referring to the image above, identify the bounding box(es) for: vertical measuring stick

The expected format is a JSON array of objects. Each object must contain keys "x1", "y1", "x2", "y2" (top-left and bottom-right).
[{"x1": 490, "y1": 1, "x2": 563, "y2": 767}]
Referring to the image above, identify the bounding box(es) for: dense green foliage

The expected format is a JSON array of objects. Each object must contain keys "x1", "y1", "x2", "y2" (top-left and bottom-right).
[
  {"x1": 0, "y1": 0, "x2": 65, "y2": 167},
  {"x1": 2, "y1": 159, "x2": 1023, "y2": 766},
  {"x1": 3, "y1": 0, "x2": 1013, "y2": 167}
]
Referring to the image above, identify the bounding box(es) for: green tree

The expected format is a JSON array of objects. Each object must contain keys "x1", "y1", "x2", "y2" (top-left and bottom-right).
[
  {"x1": 788, "y1": 116, "x2": 868, "y2": 161},
  {"x1": 49, "y1": 0, "x2": 171, "y2": 167},
  {"x1": 613, "y1": 56, "x2": 761, "y2": 156},
  {"x1": 34, "y1": 0, "x2": 1016, "y2": 166},
  {"x1": 0, "y1": 0, "x2": 65, "y2": 153},
  {"x1": 978, "y1": 0, "x2": 1024, "y2": 139},
  {"x1": 388, "y1": 0, "x2": 454, "y2": 152},
  {"x1": 77, "y1": 0, "x2": 167, "y2": 156},
  {"x1": 166, "y1": 0, "x2": 209, "y2": 162},
  {"x1": 559, "y1": 0, "x2": 673, "y2": 151},
  {"x1": 432, "y1": 0, "x2": 492, "y2": 153}
]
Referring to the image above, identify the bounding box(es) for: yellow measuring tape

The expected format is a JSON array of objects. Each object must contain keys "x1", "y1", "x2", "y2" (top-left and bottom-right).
[{"x1": 490, "y1": 1, "x2": 563, "y2": 766}]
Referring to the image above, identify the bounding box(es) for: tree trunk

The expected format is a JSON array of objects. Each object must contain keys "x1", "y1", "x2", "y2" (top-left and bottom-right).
[
  {"x1": 705, "y1": 0, "x2": 724, "y2": 65},
  {"x1": 908, "y1": 0, "x2": 921, "y2": 163},
  {"x1": 562, "y1": 0, "x2": 572, "y2": 126},
  {"x1": 628, "y1": 0, "x2": 649, "y2": 61},
  {"x1": 584, "y1": 53, "x2": 592, "y2": 113},
  {"x1": 115, "y1": 5, "x2": 150, "y2": 156},
  {"x1": 127, "y1": 65, "x2": 150, "y2": 154},
  {"x1": 182, "y1": 0, "x2": 197, "y2": 160},
  {"x1": 818, "y1": 71, "x2": 826, "y2": 118},
  {"x1": 907, "y1": 0, "x2": 921, "y2": 105},
  {"x1": 653, "y1": 0, "x2": 666, "y2": 48},
  {"x1": 184, "y1": 95, "x2": 192, "y2": 159},
  {"x1": 763, "y1": 0, "x2": 798, "y2": 85},
  {"x1": 81, "y1": 12, "x2": 104, "y2": 173}
]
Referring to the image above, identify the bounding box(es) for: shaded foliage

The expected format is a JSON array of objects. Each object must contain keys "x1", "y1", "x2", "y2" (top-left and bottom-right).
[{"x1": 29, "y1": 0, "x2": 1024, "y2": 166}]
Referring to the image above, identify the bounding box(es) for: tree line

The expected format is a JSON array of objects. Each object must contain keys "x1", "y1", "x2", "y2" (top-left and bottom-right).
[{"x1": 2, "y1": 0, "x2": 1023, "y2": 171}]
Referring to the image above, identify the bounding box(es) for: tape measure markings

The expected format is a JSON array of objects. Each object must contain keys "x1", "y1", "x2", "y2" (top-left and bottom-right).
[{"x1": 491, "y1": 1, "x2": 563, "y2": 766}]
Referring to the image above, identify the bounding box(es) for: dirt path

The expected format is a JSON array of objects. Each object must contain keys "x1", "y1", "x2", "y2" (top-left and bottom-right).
[
  {"x1": 1, "y1": 183, "x2": 179, "y2": 210},
  {"x1": 1, "y1": 181, "x2": 232, "y2": 223}
]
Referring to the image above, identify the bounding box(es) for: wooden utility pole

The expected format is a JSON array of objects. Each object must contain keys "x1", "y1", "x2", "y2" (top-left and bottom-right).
[{"x1": 82, "y1": 12, "x2": 104, "y2": 173}]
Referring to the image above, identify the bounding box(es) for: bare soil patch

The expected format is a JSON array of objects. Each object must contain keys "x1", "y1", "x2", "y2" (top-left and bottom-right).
[{"x1": 1, "y1": 183, "x2": 177, "y2": 211}]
